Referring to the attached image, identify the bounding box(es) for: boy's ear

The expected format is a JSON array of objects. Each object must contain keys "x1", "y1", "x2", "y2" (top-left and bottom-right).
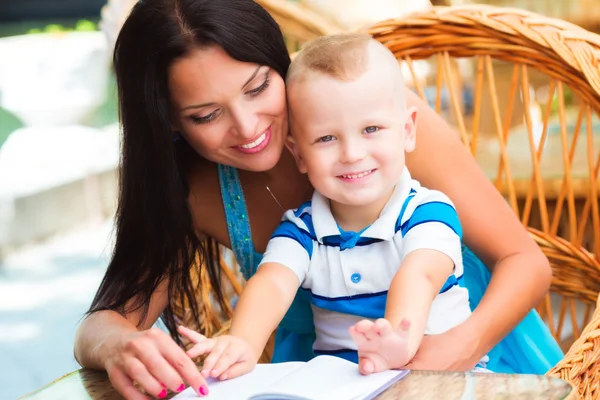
[
  {"x1": 403, "y1": 106, "x2": 418, "y2": 153},
  {"x1": 285, "y1": 135, "x2": 307, "y2": 173}
]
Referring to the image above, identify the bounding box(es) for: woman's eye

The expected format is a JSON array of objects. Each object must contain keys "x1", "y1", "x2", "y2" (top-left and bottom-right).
[
  {"x1": 317, "y1": 135, "x2": 335, "y2": 143},
  {"x1": 364, "y1": 126, "x2": 379, "y2": 134},
  {"x1": 190, "y1": 110, "x2": 219, "y2": 124},
  {"x1": 246, "y1": 76, "x2": 271, "y2": 97}
]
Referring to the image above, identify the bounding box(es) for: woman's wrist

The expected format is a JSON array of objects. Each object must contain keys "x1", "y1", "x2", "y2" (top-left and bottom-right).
[{"x1": 451, "y1": 315, "x2": 487, "y2": 362}]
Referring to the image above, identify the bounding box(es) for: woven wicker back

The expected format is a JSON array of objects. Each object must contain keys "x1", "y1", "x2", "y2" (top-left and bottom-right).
[
  {"x1": 255, "y1": 0, "x2": 345, "y2": 53},
  {"x1": 366, "y1": 5, "x2": 600, "y2": 350}
]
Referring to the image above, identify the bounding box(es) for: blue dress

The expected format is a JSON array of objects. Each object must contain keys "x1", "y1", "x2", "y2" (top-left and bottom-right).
[{"x1": 217, "y1": 164, "x2": 564, "y2": 373}]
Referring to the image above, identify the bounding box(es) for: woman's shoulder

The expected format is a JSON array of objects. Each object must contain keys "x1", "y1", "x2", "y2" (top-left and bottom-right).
[
  {"x1": 187, "y1": 158, "x2": 225, "y2": 233},
  {"x1": 188, "y1": 157, "x2": 218, "y2": 190}
]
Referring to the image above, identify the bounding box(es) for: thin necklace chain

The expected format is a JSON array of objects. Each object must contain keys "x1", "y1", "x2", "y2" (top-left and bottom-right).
[
  {"x1": 265, "y1": 185, "x2": 285, "y2": 212},
  {"x1": 265, "y1": 180, "x2": 311, "y2": 213}
]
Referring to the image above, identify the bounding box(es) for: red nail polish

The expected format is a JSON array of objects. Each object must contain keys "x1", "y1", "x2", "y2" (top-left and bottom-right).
[
  {"x1": 177, "y1": 383, "x2": 185, "y2": 392},
  {"x1": 199, "y1": 385, "x2": 209, "y2": 396},
  {"x1": 158, "y1": 388, "x2": 167, "y2": 399}
]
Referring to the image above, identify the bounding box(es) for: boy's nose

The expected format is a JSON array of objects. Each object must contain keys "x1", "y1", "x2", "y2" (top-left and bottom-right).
[{"x1": 340, "y1": 139, "x2": 366, "y2": 163}]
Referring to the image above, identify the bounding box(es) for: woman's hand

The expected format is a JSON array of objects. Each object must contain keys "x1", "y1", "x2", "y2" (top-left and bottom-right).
[
  {"x1": 180, "y1": 326, "x2": 258, "y2": 381},
  {"x1": 405, "y1": 325, "x2": 482, "y2": 371},
  {"x1": 104, "y1": 327, "x2": 209, "y2": 399}
]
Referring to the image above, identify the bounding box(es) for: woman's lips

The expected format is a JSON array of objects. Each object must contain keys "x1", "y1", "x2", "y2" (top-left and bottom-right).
[{"x1": 234, "y1": 126, "x2": 272, "y2": 154}]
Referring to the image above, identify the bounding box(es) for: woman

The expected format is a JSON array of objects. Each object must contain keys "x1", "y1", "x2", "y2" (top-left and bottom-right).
[{"x1": 74, "y1": 0, "x2": 561, "y2": 399}]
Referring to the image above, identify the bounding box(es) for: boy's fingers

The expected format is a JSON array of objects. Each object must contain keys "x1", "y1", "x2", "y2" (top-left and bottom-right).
[
  {"x1": 211, "y1": 347, "x2": 244, "y2": 377},
  {"x1": 358, "y1": 357, "x2": 375, "y2": 375},
  {"x1": 186, "y1": 340, "x2": 216, "y2": 359},
  {"x1": 220, "y1": 362, "x2": 254, "y2": 381},
  {"x1": 178, "y1": 325, "x2": 207, "y2": 344},
  {"x1": 397, "y1": 319, "x2": 411, "y2": 338},
  {"x1": 201, "y1": 340, "x2": 228, "y2": 377},
  {"x1": 354, "y1": 319, "x2": 374, "y2": 334},
  {"x1": 374, "y1": 318, "x2": 393, "y2": 336},
  {"x1": 348, "y1": 325, "x2": 364, "y2": 343}
]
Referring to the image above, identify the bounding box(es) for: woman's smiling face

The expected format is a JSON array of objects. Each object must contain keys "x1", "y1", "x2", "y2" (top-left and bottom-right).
[{"x1": 169, "y1": 45, "x2": 288, "y2": 171}]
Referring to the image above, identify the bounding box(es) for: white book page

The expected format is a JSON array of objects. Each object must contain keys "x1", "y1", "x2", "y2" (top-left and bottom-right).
[
  {"x1": 249, "y1": 356, "x2": 407, "y2": 400},
  {"x1": 172, "y1": 362, "x2": 304, "y2": 400}
]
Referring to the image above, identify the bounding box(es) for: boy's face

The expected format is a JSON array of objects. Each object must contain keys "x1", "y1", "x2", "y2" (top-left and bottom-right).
[{"x1": 286, "y1": 67, "x2": 417, "y2": 208}]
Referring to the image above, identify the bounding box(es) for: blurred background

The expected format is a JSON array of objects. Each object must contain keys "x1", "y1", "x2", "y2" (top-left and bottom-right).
[
  {"x1": 1, "y1": 1, "x2": 599, "y2": 399},
  {"x1": 0, "y1": 1, "x2": 120, "y2": 399}
]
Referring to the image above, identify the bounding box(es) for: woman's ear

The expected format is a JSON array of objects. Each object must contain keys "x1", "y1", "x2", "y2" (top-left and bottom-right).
[
  {"x1": 403, "y1": 106, "x2": 418, "y2": 153},
  {"x1": 285, "y1": 135, "x2": 307, "y2": 173}
]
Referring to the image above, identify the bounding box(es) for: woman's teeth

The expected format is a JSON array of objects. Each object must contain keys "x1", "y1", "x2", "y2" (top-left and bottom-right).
[{"x1": 240, "y1": 132, "x2": 267, "y2": 149}]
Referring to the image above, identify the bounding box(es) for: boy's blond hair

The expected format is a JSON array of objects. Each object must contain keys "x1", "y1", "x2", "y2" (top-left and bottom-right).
[
  {"x1": 286, "y1": 33, "x2": 406, "y2": 108},
  {"x1": 287, "y1": 33, "x2": 373, "y2": 82}
]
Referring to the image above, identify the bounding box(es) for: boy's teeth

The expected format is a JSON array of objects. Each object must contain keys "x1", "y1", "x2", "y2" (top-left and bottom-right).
[
  {"x1": 342, "y1": 170, "x2": 373, "y2": 179},
  {"x1": 240, "y1": 132, "x2": 267, "y2": 149}
]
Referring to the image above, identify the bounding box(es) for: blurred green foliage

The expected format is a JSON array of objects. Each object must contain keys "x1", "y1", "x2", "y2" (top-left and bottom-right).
[{"x1": 27, "y1": 19, "x2": 97, "y2": 34}]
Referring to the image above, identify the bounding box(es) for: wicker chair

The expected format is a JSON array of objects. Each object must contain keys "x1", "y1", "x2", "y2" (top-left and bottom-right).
[
  {"x1": 364, "y1": 5, "x2": 600, "y2": 398},
  {"x1": 255, "y1": 0, "x2": 345, "y2": 53},
  {"x1": 182, "y1": 2, "x2": 600, "y2": 398}
]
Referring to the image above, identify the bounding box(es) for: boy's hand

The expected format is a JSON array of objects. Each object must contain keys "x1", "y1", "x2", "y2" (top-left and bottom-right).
[
  {"x1": 349, "y1": 318, "x2": 411, "y2": 375},
  {"x1": 178, "y1": 326, "x2": 258, "y2": 381}
]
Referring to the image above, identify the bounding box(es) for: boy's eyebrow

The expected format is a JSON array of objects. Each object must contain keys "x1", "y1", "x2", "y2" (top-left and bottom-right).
[{"x1": 180, "y1": 66, "x2": 263, "y2": 112}]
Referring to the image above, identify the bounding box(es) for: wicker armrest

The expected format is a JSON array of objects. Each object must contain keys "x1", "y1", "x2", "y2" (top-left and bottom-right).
[{"x1": 547, "y1": 293, "x2": 600, "y2": 399}]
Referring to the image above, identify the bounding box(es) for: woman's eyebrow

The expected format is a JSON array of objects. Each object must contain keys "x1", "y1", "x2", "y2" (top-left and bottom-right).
[
  {"x1": 241, "y1": 65, "x2": 262, "y2": 90},
  {"x1": 180, "y1": 66, "x2": 264, "y2": 112},
  {"x1": 181, "y1": 101, "x2": 215, "y2": 111}
]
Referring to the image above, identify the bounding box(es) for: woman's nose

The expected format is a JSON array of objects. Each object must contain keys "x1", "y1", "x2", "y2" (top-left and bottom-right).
[{"x1": 230, "y1": 104, "x2": 259, "y2": 140}]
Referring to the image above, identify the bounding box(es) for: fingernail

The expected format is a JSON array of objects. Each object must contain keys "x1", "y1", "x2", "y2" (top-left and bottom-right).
[
  {"x1": 158, "y1": 388, "x2": 167, "y2": 399},
  {"x1": 177, "y1": 383, "x2": 185, "y2": 392},
  {"x1": 160, "y1": 382, "x2": 166, "y2": 387},
  {"x1": 199, "y1": 385, "x2": 209, "y2": 396}
]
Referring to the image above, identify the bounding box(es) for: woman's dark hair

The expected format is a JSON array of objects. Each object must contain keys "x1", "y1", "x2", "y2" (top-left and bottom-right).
[{"x1": 88, "y1": 0, "x2": 291, "y2": 344}]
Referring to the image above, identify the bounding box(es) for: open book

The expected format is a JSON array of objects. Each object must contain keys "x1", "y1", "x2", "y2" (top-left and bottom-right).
[{"x1": 173, "y1": 355, "x2": 409, "y2": 400}]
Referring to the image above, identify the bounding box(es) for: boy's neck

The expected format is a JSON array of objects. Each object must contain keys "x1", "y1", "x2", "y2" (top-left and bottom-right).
[{"x1": 329, "y1": 188, "x2": 395, "y2": 233}]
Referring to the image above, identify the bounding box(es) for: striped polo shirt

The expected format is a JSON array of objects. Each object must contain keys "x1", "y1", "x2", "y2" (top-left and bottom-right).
[{"x1": 259, "y1": 168, "x2": 474, "y2": 360}]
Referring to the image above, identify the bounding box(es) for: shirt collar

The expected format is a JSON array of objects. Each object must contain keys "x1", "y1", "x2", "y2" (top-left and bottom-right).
[{"x1": 311, "y1": 168, "x2": 413, "y2": 243}]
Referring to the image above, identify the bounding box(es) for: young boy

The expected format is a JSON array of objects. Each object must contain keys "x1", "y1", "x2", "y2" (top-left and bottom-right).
[{"x1": 182, "y1": 33, "x2": 487, "y2": 380}]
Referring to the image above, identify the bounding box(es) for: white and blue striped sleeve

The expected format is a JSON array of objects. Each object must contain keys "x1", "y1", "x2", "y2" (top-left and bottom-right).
[
  {"x1": 258, "y1": 209, "x2": 313, "y2": 283},
  {"x1": 396, "y1": 190, "x2": 463, "y2": 272}
]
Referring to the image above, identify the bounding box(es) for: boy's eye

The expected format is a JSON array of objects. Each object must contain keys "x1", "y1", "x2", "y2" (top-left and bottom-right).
[
  {"x1": 317, "y1": 135, "x2": 335, "y2": 143},
  {"x1": 364, "y1": 126, "x2": 379, "y2": 134}
]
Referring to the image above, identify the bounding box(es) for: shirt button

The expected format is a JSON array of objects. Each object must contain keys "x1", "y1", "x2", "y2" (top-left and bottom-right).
[{"x1": 351, "y1": 273, "x2": 361, "y2": 284}]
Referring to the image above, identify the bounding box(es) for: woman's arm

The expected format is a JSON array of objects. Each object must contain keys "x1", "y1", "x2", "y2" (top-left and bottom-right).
[
  {"x1": 405, "y1": 90, "x2": 552, "y2": 369},
  {"x1": 74, "y1": 280, "x2": 168, "y2": 368},
  {"x1": 74, "y1": 281, "x2": 208, "y2": 399}
]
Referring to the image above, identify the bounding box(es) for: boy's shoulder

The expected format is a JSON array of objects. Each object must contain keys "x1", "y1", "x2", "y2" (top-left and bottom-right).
[
  {"x1": 278, "y1": 200, "x2": 316, "y2": 235},
  {"x1": 406, "y1": 178, "x2": 454, "y2": 207},
  {"x1": 285, "y1": 200, "x2": 313, "y2": 221},
  {"x1": 398, "y1": 179, "x2": 457, "y2": 223},
  {"x1": 397, "y1": 178, "x2": 462, "y2": 238}
]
